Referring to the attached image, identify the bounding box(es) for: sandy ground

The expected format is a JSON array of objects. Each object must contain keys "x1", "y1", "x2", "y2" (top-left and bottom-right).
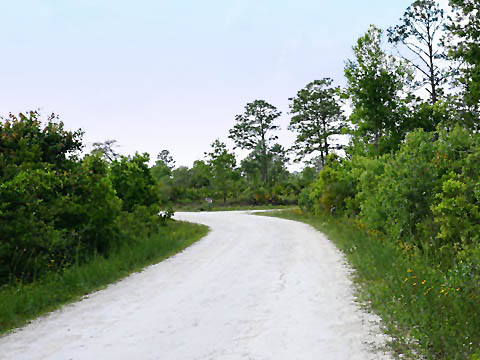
[{"x1": 0, "y1": 211, "x2": 392, "y2": 360}]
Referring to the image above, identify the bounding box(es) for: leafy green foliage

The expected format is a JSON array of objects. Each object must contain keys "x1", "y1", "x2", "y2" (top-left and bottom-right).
[
  {"x1": 353, "y1": 127, "x2": 480, "y2": 264},
  {"x1": 344, "y1": 25, "x2": 414, "y2": 155},
  {"x1": 448, "y1": 0, "x2": 480, "y2": 110},
  {"x1": 0, "y1": 220, "x2": 207, "y2": 335},
  {"x1": 205, "y1": 139, "x2": 237, "y2": 203},
  {"x1": 110, "y1": 153, "x2": 159, "y2": 212},
  {"x1": 0, "y1": 113, "x2": 121, "y2": 282},
  {"x1": 307, "y1": 155, "x2": 356, "y2": 214},
  {"x1": 0, "y1": 111, "x2": 83, "y2": 176},
  {"x1": 0, "y1": 112, "x2": 168, "y2": 285}
]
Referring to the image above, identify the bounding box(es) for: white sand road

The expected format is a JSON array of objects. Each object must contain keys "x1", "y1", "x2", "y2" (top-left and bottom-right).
[{"x1": 0, "y1": 211, "x2": 392, "y2": 360}]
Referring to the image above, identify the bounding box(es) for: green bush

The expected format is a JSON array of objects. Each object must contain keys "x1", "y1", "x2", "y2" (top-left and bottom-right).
[
  {"x1": 0, "y1": 112, "x2": 165, "y2": 284},
  {"x1": 110, "y1": 153, "x2": 159, "y2": 212},
  {"x1": 309, "y1": 155, "x2": 356, "y2": 214},
  {"x1": 0, "y1": 154, "x2": 122, "y2": 283},
  {"x1": 353, "y1": 126, "x2": 480, "y2": 265},
  {"x1": 298, "y1": 186, "x2": 313, "y2": 211}
]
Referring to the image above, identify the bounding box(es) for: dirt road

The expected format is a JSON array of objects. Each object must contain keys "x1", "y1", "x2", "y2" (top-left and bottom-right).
[{"x1": 0, "y1": 211, "x2": 391, "y2": 360}]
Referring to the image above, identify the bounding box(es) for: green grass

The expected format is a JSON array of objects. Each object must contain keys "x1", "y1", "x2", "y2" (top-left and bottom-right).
[
  {"x1": 260, "y1": 209, "x2": 480, "y2": 360},
  {"x1": 0, "y1": 220, "x2": 208, "y2": 335}
]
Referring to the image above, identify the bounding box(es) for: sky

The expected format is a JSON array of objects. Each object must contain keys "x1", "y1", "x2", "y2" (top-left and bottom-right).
[{"x1": 0, "y1": 0, "x2": 451, "y2": 168}]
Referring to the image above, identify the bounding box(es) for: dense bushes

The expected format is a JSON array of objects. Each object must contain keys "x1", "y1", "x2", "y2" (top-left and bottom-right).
[
  {"x1": 302, "y1": 125, "x2": 480, "y2": 358},
  {"x1": 110, "y1": 153, "x2": 159, "y2": 212},
  {"x1": 0, "y1": 112, "x2": 166, "y2": 284},
  {"x1": 306, "y1": 126, "x2": 480, "y2": 268}
]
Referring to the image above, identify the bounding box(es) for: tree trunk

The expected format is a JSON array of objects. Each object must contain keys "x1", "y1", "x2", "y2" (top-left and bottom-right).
[
  {"x1": 427, "y1": 23, "x2": 437, "y2": 104},
  {"x1": 322, "y1": 118, "x2": 329, "y2": 160}
]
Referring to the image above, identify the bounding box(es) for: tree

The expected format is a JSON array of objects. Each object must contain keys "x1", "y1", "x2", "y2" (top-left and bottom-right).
[
  {"x1": 344, "y1": 25, "x2": 414, "y2": 155},
  {"x1": 205, "y1": 139, "x2": 237, "y2": 203},
  {"x1": 229, "y1": 100, "x2": 281, "y2": 184},
  {"x1": 110, "y1": 153, "x2": 159, "y2": 212},
  {"x1": 151, "y1": 150, "x2": 175, "y2": 182},
  {"x1": 92, "y1": 139, "x2": 120, "y2": 162},
  {"x1": 0, "y1": 112, "x2": 121, "y2": 281},
  {"x1": 170, "y1": 166, "x2": 192, "y2": 201},
  {"x1": 388, "y1": 0, "x2": 447, "y2": 104},
  {"x1": 157, "y1": 149, "x2": 176, "y2": 170},
  {"x1": 190, "y1": 160, "x2": 211, "y2": 189},
  {"x1": 448, "y1": 0, "x2": 480, "y2": 121},
  {"x1": 288, "y1": 78, "x2": 346, "y2": 168},
  {"x1": 267, "y1": 143, "x2": 290, "y2": 185},
  {"x1": 267, "y1": 143, "x2": 291, "y2": 201},
  {"x1": 0, "y1": 111, "x2": 83, "y2": 177}
]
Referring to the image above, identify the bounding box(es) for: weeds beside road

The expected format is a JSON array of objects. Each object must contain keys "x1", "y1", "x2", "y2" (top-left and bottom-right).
[
  {"x1": 0, "y1": 220, "x2": 208, "y2": 335},
  {"x1": 261, "y1": 210, "x2": 480, "y2": 360}
]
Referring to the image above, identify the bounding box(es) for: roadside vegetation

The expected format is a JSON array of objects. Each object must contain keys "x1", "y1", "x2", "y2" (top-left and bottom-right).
[
  {"x1": 263, "y1": 209, "x2": 479, "y2": 359},
  {"x1": 0, "y1": 221, "x2": 207, "y2": 334},
  {"x1": 0, "y1": 112, "x2": 207, "y2": 334}
]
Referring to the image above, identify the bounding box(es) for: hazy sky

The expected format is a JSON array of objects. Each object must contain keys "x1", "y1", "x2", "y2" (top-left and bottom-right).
[{"x1": 1, "y1": 0, "x2": 450, "y2": 167}]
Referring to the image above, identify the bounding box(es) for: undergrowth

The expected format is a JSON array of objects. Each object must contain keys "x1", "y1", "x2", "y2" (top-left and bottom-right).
[{"x1": 0, "y1": 220, "x2": 208, "y2": 335}]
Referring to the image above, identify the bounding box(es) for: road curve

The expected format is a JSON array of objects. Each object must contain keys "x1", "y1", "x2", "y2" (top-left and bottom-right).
[{"x1": 0, "y1": 211, "x2": 391, "y2": 360}]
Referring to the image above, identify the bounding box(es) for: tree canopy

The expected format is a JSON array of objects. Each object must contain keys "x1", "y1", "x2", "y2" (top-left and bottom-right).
[
  {"x1": 344, "y1": 25, "x2": 414, "y2": 155},
  {"x1": 388, "y1": 0, "x2": 447, "y2": 104},
  {"x1": 229, "y1": 100, "x2": 281, "y2": 184},
  {"x1": 289, "y1": 78, "x2": 345, "y2": 167}
]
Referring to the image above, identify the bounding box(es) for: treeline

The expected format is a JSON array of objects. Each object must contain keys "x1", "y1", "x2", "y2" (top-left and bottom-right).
[
  {"x1": 149, "y1": 142, "x2": 315, "y2": 209},
  {"x1": 0, "y1": 112, "x2": 171, "y2": 285}
]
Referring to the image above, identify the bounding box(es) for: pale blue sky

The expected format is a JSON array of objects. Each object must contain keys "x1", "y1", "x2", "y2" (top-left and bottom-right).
[{"x1": 0, "y1": 0, "x2": 448, "y2": 167}]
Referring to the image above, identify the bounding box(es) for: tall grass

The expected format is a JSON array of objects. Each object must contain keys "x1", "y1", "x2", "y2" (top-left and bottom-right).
[
  {"x1": 0, "y1": 220, "x2": 208, "y2": 335},
  {"x1": 262, "y1": 210, "x2": 480, "y2": 360}
]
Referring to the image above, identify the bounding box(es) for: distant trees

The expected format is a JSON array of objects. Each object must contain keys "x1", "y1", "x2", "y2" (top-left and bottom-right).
[
  {"x1": 151, "y1": 149, "x2": 175, "y2": 181},
  {"x1": 92, "y1": 139, "x2": 120, "y2": 162},
  {"x1": 229, "y1": 100, "x2": 281, "y2": 184},
  {"x1": 205, "y1": 139, "x2": 237, "y2": 203},
  {"x1": 110, "y1": 153, "x2": 159, "y2": 212},
  {"x1": 288, "y1": 78, "x2": 345, "y2": 167},
  {"x1": 157, "y1": 149, "x2": 176, "y2": 171}
]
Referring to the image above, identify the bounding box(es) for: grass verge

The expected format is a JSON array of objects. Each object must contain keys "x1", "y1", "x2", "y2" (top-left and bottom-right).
[
  {"x1": 0, "y1": 220, "x2": 208, "y2": 335},
  {"x1": 260, "y1": 209, "x2": 480, "y2": 360}
]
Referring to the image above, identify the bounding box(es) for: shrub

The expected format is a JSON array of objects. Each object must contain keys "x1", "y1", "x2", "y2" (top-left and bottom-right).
[
  {"x1": 110, "y1": 153, "x2": 159, "y2": 212},
  {"x1": 309, "y1": 155, "x2": 356, "y2": 214},
  {"x1": 0, "y1": 112, "x2": 123, "y2": 283},
  {"x1": 352, "y1": 126, "x2": 480, "y2": 266}
]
